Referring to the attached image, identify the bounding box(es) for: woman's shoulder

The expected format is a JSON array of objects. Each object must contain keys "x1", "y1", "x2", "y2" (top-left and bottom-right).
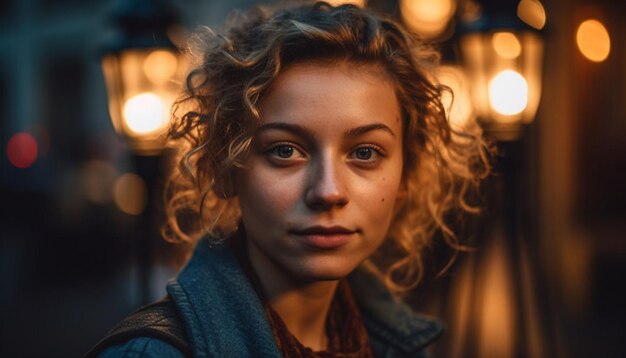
[
  {"x1": 85, "y1": 296, "x2": 191, "y2": 358},
  {"x1": 97, "y1": 337, "x2": 186, "y2": 358}
]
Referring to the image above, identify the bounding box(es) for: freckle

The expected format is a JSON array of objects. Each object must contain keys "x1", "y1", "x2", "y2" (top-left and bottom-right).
[{"x1": 381, "y1": 198, "x2": 385, "y2": 202}]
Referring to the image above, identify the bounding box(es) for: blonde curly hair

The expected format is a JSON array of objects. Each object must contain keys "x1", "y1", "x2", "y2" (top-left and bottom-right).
[{"x1": 163, "y1": 1, "x2": 490, "y2": 292}]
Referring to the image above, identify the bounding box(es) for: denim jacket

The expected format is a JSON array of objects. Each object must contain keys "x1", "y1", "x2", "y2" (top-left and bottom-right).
[{"x1": 99, "y1": 238, "x2": 442, "y2": 357}]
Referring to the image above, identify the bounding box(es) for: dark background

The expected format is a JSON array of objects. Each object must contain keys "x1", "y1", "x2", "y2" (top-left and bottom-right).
[{"x1": 1, "y1": 0, "x2": 625, "y2": 357}]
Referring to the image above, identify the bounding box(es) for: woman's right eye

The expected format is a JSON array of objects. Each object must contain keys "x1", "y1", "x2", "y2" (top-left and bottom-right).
[
  {"x1": 267, "y1": 144, "x2": 306, "y2": 161},
  {"x1": 272, "y1": 145, "x2": 295, "y2": 158}
]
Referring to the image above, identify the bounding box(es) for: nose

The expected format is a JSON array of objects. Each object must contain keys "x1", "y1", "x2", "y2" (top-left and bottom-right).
[{"x1": 305, "y1": 155, "x2": 349, "y2": 211}]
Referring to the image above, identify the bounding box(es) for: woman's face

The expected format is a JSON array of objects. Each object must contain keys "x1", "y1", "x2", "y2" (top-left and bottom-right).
[{"x1": 235, "y1": 61, "x2": 404, "y2": 283}]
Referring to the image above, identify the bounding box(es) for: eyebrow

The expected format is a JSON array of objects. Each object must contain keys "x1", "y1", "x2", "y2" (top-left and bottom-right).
[
  {"x1": 256, "y1": 122, "x2": 316, "y2": 142},
  {"x1": 343, "y1": 123, "x2": 397, "y2": 139},
  {"x1": 256, "y1": 122, "x2": 397, "y2": 140}
]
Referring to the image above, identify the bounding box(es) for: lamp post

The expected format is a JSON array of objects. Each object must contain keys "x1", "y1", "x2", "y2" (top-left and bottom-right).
[
  {"x1": 452, "y1": 0, "x2": 547, "y2": 356},
  {"x1": 101, "y1": 0, "x2": 185, "y2": 304}
]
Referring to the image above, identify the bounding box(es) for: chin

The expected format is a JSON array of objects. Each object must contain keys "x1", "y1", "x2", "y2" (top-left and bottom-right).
[{"x1": 292, "y1": 258, "x2": 361, "y2": 282}]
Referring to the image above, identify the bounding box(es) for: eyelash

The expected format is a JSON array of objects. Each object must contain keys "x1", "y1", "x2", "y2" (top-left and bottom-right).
[
  {"x1": 265, "y1": 143, "x2": 385, "y2": 166},
  {"x1": 347, "y1": 145, "x2": 385, "y2": 166},
  {"x1": 266, "y1": 142, "x2": 307, "y2": 161}
]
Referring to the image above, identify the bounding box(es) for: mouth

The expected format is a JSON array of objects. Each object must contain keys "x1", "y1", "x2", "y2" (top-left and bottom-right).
[{"x1": 290, "y1": 225, "x2": 357, "y2": 249}]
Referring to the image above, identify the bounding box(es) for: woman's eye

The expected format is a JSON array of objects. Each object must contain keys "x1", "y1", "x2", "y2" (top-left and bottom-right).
[
  {"x1": 349, "y1": 146, "x2": 382, "y2": 163},
  {"x1": 354, "y1": 147, "x2": 373, "y2": 160},
  {"x1": 267, "y1": 144, "x2": 305, "y2": 161},
  {"x1": 272, "y1": 145, "x2": 295, "y2": 158}
]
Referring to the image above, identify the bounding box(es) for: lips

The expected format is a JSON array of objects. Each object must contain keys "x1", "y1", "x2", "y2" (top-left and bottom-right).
[{"x1": 290, "y1": 225, "x2": 357, "y2": 249}]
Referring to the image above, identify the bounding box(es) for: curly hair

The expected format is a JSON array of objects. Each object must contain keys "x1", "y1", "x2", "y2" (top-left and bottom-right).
[{"x1": 163, "y1": 1, "x2": 490, "y2": 292}]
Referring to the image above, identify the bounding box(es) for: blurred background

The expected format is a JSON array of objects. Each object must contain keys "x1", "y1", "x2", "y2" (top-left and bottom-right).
[{"x1": 1, "y1": 0, "x2": 625, "y2": 357}]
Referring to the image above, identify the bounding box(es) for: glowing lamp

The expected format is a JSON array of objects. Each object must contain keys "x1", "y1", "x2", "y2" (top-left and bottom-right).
[
  {"x1": 101, "y1": 0, "x2": 186, "y2": 154},
  {"x1": 400, "y1": 0, "x2": 457, "y2": 39},
  {"x1": 459, "y1": 0, "x2": 545, "y2": 140}
]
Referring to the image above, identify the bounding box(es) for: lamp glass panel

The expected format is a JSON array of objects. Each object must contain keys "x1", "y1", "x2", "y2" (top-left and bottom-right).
[
  {"x1": 435, "y1": 65, "x2": 475, "y2": 130},
  {"x1": 102, "y1": 48, "x2": 185, "y2": 154},
  {"x1": 461, "y1": 31, "x2": 543, "y2": 127}
]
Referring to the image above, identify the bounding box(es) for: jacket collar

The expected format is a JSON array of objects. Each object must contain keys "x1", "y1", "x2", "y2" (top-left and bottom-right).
[
  {"x1": 167, "y1": 239, "x2": 281, "y2": 358},
  {"x1": 348, "y1": 266, "x2": 443, "y2": 354},
  {"x1": 167, "y1": 238, "x2": 442, "y2": 357}
]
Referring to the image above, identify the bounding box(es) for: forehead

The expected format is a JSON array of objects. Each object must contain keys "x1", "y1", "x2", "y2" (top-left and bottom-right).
[{"x1": 258, "y1": 61, "x2": 402, "y2": 135}]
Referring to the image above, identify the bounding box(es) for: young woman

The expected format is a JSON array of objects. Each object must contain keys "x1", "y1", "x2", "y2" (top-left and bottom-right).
[{"x1": 90, "y1": 2, "x2": 488, "y2": 357}]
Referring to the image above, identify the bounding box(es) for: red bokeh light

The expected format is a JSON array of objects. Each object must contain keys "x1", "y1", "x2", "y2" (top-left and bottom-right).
[{"x1": 7, "y1": 132, "x2": 38, "y2": 169}]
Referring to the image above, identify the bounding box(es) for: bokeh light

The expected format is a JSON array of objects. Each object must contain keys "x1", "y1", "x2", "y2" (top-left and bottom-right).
[
  {"x1": 144, "y1": 50, "x2": 178, "y2": 86},
  {"x1": 488, "y1": 70, "x2": 528, "y2": 117},
  {"x1": 576, "y1": 19, "x2": 611, "y2": 63},
  {"x1": 517, "y1": 0, "x2": 546, "y2": 30},
  {"x1": 325, "y1": 0, "x2": 367, "y2": 7},
  {"x1": 7, "y1": 132, "x2": 38, "y2": 169},
  {"x1": 400, "y1": 0, "x2": 456, "y2": 38},
  {"x1": 81, "y1": 160, "x2": 118, "y2": 204},
  {"x1": 492, "y1": 32, "x2": 522, "y2": 59},
  {"x1": 113, "y1": 173, "x2": 148, "y2": 215},
  {"x1": 123, "y1": 92, "x2": 168, "y2": 135}
]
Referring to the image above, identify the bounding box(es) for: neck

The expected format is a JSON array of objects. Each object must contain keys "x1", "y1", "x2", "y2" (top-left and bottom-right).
[{"x1": 246, "y1": 242, "x2": 338, "y2": 351}]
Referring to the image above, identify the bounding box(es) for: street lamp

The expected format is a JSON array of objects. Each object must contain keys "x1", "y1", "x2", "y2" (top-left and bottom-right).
[
  {"x1": 101, "y1": 0, "x2": 186, "y2": 154},
  {"x1": 438, "y1": 1, "x2": 550, "y2": 357},
  {"x1": 458, "y1": 0, "x2": 545, "y2": 140},
  {"x1": 100, "y1": 0, "x2": 185, "y2": 304}
]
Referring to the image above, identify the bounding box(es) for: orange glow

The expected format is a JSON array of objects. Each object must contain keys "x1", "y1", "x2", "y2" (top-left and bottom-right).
[
  {"x1": 448, "y1": 258, "x2": 475, "y2": 357},
  {"x1": 488, "y1": 70, "x2": 528, "y2": 117},
  {"x1": 400, "y1": 0, "x2": 456, "y2": 38},
  {"x1": 477, "y1": 238, "x2": 516, "y2": 357},
  {"x1": 517, "y1": 0, "x2": 546, "y2": 30},
  {"x1": 144, "y1": 50, "x2": 178, "y2": 85},
  {"x1": 325, "y1": 0, "x2": 367, "y2": 7},
  {"x1": 7, "y1": 132, "x2": 38, "y2": 169},
  {"x1": 113, "y1": 173, "x2": 148, "y2": 215},
  {"x1": 435, "y1": 65, "x2": 474, "y2": 130},
  {"x1": 123, "y1": 92, "x2": 169, "y2": 135},
  {"x1": 576, "y1": 19, "x2": 611, "y2": 62},
  {"x1": 492, "y1": 32, "x2": 522, "y2": 59}
]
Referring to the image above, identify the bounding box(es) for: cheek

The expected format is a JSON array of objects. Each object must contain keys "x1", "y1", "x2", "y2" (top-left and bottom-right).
[
  {"x1": 237, "y1": 165, "x2": 303, "y2": 224},
  {"x1": 356, "y1": 171, "x2": 403, "y2": 234}
]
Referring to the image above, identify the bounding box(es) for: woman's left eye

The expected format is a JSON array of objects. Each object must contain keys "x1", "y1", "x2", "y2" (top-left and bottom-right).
[{"x1": 349, "y1": 146, "x2": 383, "y2": 163}]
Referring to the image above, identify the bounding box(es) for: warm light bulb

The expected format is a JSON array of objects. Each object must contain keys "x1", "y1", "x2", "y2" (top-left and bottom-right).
[
  {"x1": 488, "y1": 70, "x2": 528, "y2": 116},
  {"x1": 576, "y1": 19, "x2": 611, "y2": 63},
  {"x1": 492, "y1": 32, "x2": 522, "y2": 59},
  {"x1": 123, "y1": 92, "x2": 168, "y2": 135}
]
